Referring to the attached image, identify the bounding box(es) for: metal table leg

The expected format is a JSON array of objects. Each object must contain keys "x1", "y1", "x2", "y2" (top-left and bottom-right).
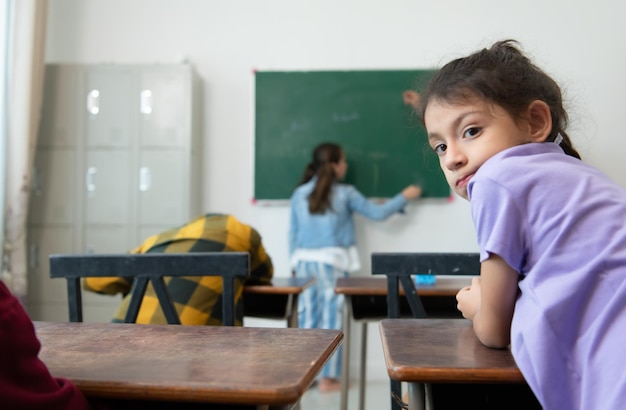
[
  {"x1": 287, "y1": 294, "x2": 300, "y2": 410},
  {"x1": 408, "y1": 382, "x2": 426, "y2": 410},
  {"x1": 340, "y1": 296, "x2": 352, "y2": 410},
  {"x1": 358, "y1": 321, "x2": 367, "y2": 410},
  {"x1": 287, "y1": 294, "x2": 297, "y2": 328}
]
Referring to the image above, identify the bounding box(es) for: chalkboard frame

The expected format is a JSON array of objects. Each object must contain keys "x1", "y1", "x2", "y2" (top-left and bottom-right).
[{"x1": 253, "y1": 70, "x2": 449, "y2": 201}]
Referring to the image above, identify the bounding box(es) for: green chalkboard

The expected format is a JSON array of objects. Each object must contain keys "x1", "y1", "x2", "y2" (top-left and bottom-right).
[{"x1": 254, "y1": 70, "x2": 449, "y2": 201}]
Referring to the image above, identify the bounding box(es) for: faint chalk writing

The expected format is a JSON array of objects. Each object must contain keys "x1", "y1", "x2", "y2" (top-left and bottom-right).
[
  {"x1": 332, "y1": 112, "x2": 360, "y2": 122},
  {"x1": 368, "y1": 151, "x2": 389, "y2": 160},
  {"x1": 288, "y1": 119, "x2": 310, "y2": 132}
]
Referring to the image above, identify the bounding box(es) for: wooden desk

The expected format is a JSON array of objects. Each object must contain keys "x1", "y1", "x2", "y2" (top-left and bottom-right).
[
  {"x1": 335, "y1": 276, "x2": 473, "y2": 410},
  {"x1": 243, "y1": 277, "x2": 315, "y2": 328},
  {"x1": 35, "y1": 321, "x2": 342, "y2": 410},
  {"x1": 379, "y1": 319, "x2": 524, "y2": 410}
]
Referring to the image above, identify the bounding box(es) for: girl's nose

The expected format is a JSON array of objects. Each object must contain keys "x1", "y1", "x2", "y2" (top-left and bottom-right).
[{"x1": 444, "y1": 144, "x2": 467, "y2": 170}]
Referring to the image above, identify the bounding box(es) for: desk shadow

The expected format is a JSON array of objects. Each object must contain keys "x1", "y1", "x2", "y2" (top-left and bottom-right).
[
  {"x1": 92, "y1": 399, "x2": 264, "y2": 410},
  {"x1": 430, "y1": 384, "x2": 540, "y2": 410},
  {"x1": 428, "y1": 325, "x2": 541, "y2": 410}
]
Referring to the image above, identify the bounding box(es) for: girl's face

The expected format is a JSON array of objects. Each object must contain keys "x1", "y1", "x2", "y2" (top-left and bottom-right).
[
  {"x1": 332, "y1": 153, "x2": 348, "y2": 180},
  {"x1": 424, "y1": 98, "x2": 533, "y2": 200}
]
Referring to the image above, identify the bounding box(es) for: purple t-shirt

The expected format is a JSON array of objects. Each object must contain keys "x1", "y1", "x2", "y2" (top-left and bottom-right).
[{"x1": 468, "y1": 143, "x2": 626, "y2": 410}]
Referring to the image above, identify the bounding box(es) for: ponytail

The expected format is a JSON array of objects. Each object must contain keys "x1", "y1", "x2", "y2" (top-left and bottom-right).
[
  {"x1": 552, "y1": 130, "x2": 581, "y2": 159},
  {"x1": 296, "y1": 142, "x2": 343, "y2": 214},
  {"x1": 299, "y1": 163, "x2": 317, "y2": 185},
  {"x1": 308, "y1": 163, "x2": 335, "y2": 213}
]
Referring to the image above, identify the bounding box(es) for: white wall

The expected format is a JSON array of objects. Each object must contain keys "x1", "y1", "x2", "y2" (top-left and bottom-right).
[{"x1": 45, "y1": 0, "x2": 626, "y2": 381}]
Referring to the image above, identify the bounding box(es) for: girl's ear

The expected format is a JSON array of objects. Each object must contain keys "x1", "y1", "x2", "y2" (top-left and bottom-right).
[{"x1": 527, "y1": 100, "x2": 552, "y2": 142}]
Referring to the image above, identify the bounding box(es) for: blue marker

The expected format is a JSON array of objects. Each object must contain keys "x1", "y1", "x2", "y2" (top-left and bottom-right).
[{"x1": 415, "y1": 274, "x2": 436, "y2": 286}]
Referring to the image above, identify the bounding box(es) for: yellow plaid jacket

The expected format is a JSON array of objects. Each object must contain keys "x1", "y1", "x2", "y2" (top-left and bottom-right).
[{"x1": 83, "y1": 214, "x2": 273, "y2": 326}]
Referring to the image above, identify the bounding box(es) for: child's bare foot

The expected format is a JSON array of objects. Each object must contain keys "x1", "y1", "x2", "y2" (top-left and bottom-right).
[{"x1": 318, "y1": 377, "x2": 342, "y2": 393}]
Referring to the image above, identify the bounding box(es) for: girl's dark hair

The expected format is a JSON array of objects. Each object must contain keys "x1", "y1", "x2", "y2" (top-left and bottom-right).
[
  {"x1": 418, "y1": 39, "x2": 581, "y2": 159},
  {"x1": 298, "y1": 142, "x2": 343, "y2": 214}
]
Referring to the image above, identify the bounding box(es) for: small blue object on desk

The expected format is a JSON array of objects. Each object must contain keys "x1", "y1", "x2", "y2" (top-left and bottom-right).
[{"x1": 414, "y1": 274, "x2": 436, "y2": 286}]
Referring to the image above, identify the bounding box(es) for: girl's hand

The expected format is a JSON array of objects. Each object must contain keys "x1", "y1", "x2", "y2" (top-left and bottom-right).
[
  {"x1": 456, "y1": 276, "x2": 482, "y2": 321},
  {"x1": 402, "y1": 90, "x2": 421, "y2": 109},
  {"x1": 402, "y1": 185, "x2": 422, "y2": 200}
]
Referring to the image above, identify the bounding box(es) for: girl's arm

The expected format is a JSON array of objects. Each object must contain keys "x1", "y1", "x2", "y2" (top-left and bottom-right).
[
  {"x1": 456, "y1": 253, "x2": 518, "y2": 348},
  {"x1": 347, "y1": 186, "x2": 408, "y2": 220}
]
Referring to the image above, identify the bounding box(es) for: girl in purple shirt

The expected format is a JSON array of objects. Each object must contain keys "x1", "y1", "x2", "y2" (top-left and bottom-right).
[{"x1": 418, "y1": 40, "x2": 626, "y2": 410}]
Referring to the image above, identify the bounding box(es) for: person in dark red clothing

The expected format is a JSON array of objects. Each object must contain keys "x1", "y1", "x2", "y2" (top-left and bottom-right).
[{"x1": 0, "y1": 279, "x2": 93, "y2": 410}]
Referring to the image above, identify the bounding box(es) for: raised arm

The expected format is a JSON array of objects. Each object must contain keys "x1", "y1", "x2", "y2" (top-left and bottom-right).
[
  {"x1": 456, "y1": 253, "x2": 518, "y2": 348},
  {"x1": 347, "y1": 184, "x2": 421, "y2": 220}
]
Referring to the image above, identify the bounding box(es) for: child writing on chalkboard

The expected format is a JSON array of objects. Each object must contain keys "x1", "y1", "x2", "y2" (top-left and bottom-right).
[
  {"x1": 289, "y1": 142, "x2": 422, "y2": 392},
  {"x1": 418, "y1": 39, "x2": 626, "y2": 409}
]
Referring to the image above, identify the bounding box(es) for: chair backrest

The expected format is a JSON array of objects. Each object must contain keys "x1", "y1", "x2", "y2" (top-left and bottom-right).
[
  {"x1": 372, "y1": 252, "x2": 480, "y2": 410},
  {"x1": 371, "y1": 252, "x2": 480, "y2": 319},
  {"x1": 49, "y1": 252, "x2": 250, "y2": 326}
]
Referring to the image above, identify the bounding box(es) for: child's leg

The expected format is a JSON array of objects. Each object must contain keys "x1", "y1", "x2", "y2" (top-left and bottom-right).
[
  {"x1": 318, "y1": 264, "x2": 346, "y2": 380},
  {"x1": 296, "y1": 261, "x2": 321, "y2": 330}
]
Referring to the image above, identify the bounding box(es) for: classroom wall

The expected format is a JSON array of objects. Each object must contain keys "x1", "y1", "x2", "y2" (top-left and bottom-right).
[{"x1": 44, "y1": 0, "x2": 626, "y2": 382}]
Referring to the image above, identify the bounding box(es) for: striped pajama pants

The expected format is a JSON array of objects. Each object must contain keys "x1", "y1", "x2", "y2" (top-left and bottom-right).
[{"x1": 295, "y1": 260, "x2": 347, "y2": 379}]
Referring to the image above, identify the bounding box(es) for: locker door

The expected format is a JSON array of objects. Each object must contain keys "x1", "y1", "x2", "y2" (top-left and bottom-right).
[
  {"x1": 137, "y1": 149, "x2": 187, "y2": 226},
  {"x1": 85, "y1": 68, "x2": 133, "y2": 148},
  {"x1": 83, "y1": 226, "x2": 133, "y2": 255},
  {"x1": 82, "y1": 226, "x2": 133, "y2": 305},
  {"x1": 38, "y1": 65, "x2": 79, "y2": 148},
  {"x1": 27, "y1": 226, "x2": 74, "y2": 307},
  {"x1": 84, "y1": 150, "x2": 131, "y2": 225},
  {"x1": 27, "y1": 226, "x2": 77, "y2": 322},
  {"x1": 30, "y1": 149, "x2": 76, "y2": 225},
  {"x1": 137, "y1": 225, "x2": 172, "y2": 245},
  {"x1": 139, "y1": 67, "x2": 189, "y2": 148}
]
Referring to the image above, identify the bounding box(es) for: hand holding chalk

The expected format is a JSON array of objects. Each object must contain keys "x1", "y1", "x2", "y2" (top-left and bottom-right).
[
  {"x1": 402, "y1": 184, "x2": 422, "y2": 200},
  {"x1": 402, "y1": 90, "x2": 421, "y2": 110}
]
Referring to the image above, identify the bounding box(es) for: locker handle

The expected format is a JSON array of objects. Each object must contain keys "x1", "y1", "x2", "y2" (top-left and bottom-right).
[
  {"x1": 87, "y1": 89, "x2": 100, "y2": 115},
  {"x1": 32, "y1": 166, "x2": 42, "y2": 197},
  {"x1": 86, "y1": 167, "x2": 97, "y2": 192},
  {"x1": 139, "y1": 167, "x2": 151, "y2": 191},
  {"x1": 140, "y1": 89, "x2": 153, "y2": 114},
  {"x1": 29, "y1": 244, "x2": 39, "y2": 269}
]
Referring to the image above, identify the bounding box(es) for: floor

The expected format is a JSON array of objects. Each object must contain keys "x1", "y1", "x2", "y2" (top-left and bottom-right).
[
  {"x1": 299, "y1": 379, "x2": 394, "y2": 410},
  {"x1": 242, "y1": 318, "x2": 395, "y2": 409}
]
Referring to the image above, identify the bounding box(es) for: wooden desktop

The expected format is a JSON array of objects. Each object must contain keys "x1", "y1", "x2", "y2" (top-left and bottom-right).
[
  {"x1": 379, "y1": 319, "x2": 529, "y2": 410},
  {"x1": 36, "y1": 321, "x2": 342, "y2": 409}
]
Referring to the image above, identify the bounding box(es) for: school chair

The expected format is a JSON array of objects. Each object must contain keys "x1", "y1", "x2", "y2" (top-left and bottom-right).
[
  {"x1": 49, "y1": 252, "x2": 250, "y2": 326},
  {"x1": 371, "y1": 252, "x2": 480, "y2": 410}
]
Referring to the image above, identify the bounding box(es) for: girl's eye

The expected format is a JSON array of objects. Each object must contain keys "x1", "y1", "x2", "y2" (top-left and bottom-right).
[
  {"x1": 433, "y1": 143, "x2": 447, "y2": 156},
  {"x1": 463, "y1": 127, "x2": 481, "y2": 139}
]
